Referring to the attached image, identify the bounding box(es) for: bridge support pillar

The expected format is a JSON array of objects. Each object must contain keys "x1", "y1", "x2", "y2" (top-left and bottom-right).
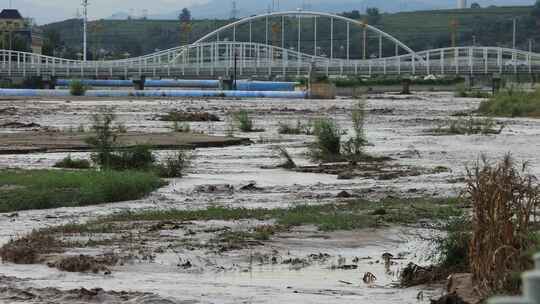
[
  {"x1": 492, "y1": 74, "x2": 502, "y2": 94},
  {"x1": 41, "y1": 76, "x2": 57, "y2": 90},
  {"x1": 401, "y1": 77, "x2": 412, "y2": 95},
  {"x1": 132, "y1": 75, "x2": 146, "y2": 90},
  {"x1": 464, "y1": 75, "x2": 474, "y2": 90}
]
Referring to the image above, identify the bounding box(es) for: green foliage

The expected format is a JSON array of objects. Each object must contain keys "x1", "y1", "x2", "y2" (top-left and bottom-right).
[
  {"x1": 310, "y1": 118, "x2": 342, "y2": 162},
  {"x1": 366, "y1": 7, "x2": 381, "y2": 24},
  {"x1": 233, "y1": 110, "x2": 264, "y2": 132},
  {"x1": 43, "y1": 6, "x2": 534, "y2": 59},
  {"x1": 430, "y1": 116, "x2": 504, "y2": 135},
  {"x1": 53, "y1": 155, "x2": 91, "y2": 169},
  {"x1": 455, "y1": 84, "x2": 490, "y2": 98},
  {"x1": 85, "y1": 111, "x2": 118, "y2": 169},
  {"x1": 92, "y1": 197, "x2": 461, "y2": 232},
  {"x1": 69, "y1": 80, "x2": 87, "y2": 96},
  {"x1": 532, "y1": 0, "x2": 540, "y2": 19},
  {"x1": 277, "y1": 120, "x2": 313, "y2": 135},
  {"x1": 0, "y1": 170, "x2": 164, "y2": 212},
  {"x1": 342, "y1": 101, "x2": 368, "y2": 158},
  {"x1": 108, "y1": 145, "x2": 156, "y2": 171},
  {"x1": 478, "y1": 87, "x2": 540, "y2": 117},
  {"x1": 155, "y1": 150, "x2": 191, "y2": 178},
  {"x1": 436, "y1": 216, "x2": 472, "y2": 271},
  {"x1": 310, "y1": 103, "x2": 369, "y2": 162}
]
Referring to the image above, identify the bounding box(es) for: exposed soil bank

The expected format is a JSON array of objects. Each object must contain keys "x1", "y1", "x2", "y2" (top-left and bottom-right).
[{"x1": 0, "y1": 132, "x2": 249, "y2": 154}]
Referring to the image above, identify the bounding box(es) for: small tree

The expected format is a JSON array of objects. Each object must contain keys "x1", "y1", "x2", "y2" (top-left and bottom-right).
[
  {"x1": 310, "y1": 118, "x2": 342, "y2": 161},
  {"x1": 533, "y1": 0, "x2": 540, "y2": 19},
  {"x1": 179, "y1": 8, "x2": 192, "y2": 22},
  {"x1": 342, "y1": 101, "x2": 368, "y2": 159},
  {"x1": 70, "y1": 80, "x2": 86, "y2": 96},
  {"x1": 470, "y1": 2, "x2": 481, "y2": 9},
  {"x1": 366, "y1": 7, "x2": 381, "y2": 25},
  {"x1": 85, "y1": 110, "x2": 118, "y2": 169}
]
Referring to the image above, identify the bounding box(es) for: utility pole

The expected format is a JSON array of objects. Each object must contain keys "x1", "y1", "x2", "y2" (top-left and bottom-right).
[
  {"x1": 530, "y1": 38, "x2": 534, "y2": 53},
  {"x1": 82, "y1": 0, "x2": 89, "y2": 61},
  {"x1": 472, "y1": 35, "x2": 476, "y2": 46},
  {"x1": 230, "y1": 1, "x2": 238, "y2": 20},
  {"x1": 512, "y1": 18, "x2": 517, "y2": 49},
  {"x1": 450, "y1": 18, "x2": 458, "y2": 48}
]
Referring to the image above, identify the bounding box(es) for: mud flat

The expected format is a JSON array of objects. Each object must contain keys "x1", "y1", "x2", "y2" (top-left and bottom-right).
[
  {"x1": 1, "y1": 93, "x2": 540, "y2": 303},
  {"x1": 0, "y1": 132, "x2": 249, "y2": 154}
]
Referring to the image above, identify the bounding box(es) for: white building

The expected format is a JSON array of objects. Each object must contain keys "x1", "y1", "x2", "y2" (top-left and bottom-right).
[{"x1": 457, "y1": 0, "x2": 468, "y2": 9}]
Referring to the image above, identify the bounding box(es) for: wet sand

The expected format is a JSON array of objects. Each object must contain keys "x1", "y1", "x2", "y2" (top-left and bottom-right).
[{"x1": 0, "y1": 132, "x2": 249, "y2": 154}]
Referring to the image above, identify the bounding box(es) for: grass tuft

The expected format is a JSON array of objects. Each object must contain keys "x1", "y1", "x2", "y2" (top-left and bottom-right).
[
  {"x1": 478, "y1": 87, "x2": 540, "y2": 117},
  {"x1": 0, "y1": 170, "x2": 165, "y2": 213},
  {"x1": 429, "y1": 116, "x2": 504, "y2": 135},
  {"x1": 53, "y1": 155, "x2": 92, "y2": 169}
]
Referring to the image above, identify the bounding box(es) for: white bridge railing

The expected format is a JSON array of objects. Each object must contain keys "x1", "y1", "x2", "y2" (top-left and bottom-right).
[{"x1": 0, "y1": 44, "x2": 538, "y2": 78}]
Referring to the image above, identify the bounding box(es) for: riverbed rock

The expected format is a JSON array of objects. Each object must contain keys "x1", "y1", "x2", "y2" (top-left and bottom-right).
[
  {"x1": 446, "y1": 273, "x2": 483, "y2": 304},
  {"x1": 336, "y1": 190, "x2": 352, "y2": 198},
  {"x1": 337, "y1": 171, "x2": 354, "y2": 180}
]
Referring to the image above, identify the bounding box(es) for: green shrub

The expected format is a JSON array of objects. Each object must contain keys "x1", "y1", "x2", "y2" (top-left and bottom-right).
[
  {"x1": 310, "y1": 118, "x2": 342, "y2": 162},
  {"x1": 430, "y1": 116, "x2": 504, "y2": 135},
  {"x1": 53, "y1": 155, "x2": 91, "y2": 169},
  {"x1": 478, "y1": 87, "x2": 540, "y2": 117},
  {"x1": 86, "y1": 111, "x2": 118, "y2": 169},
  {"x1": 69, "y1": 80, "x2": 87, "y2": 96},
  {"x1": 234, "y1": 110, "x2": 253, "y2": 132},
  {"x1": 107, "y1": 145, "x2": 156, "y2": 171},
  {"x1": 233, "y1": 110, "x2": 264, "y2": 132},
  {"x1": 155, "y1": 150, "x2": 190, "y2": 178},
  {"x1": 436, "y1": 216, "x2": 471, "y2": 271},
  {"x1": 342, "y1": 101, "x2": 368, "y2": 159}
]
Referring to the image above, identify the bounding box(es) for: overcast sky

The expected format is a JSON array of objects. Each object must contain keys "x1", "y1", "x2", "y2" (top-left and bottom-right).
[
  {"x1": 2, "y1": 0, "x2": 536, "y2": 24},
  {"x1": 2, "y1": 0, "x2": 209, "y2": 24}
]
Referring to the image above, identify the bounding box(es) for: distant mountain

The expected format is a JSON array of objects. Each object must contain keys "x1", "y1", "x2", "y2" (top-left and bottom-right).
[{"x1": 107, "y1": 0, "x2": 535, "y2": 20}]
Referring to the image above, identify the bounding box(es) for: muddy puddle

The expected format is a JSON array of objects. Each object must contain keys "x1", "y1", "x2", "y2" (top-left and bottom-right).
[{"x1": 1, "y1": 92, "x2": 540, "y2": 303}]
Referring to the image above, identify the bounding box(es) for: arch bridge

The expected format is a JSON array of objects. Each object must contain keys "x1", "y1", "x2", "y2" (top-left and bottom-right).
[{"x1": 0, "y1": 11, "x2": 538, "y2": 79}]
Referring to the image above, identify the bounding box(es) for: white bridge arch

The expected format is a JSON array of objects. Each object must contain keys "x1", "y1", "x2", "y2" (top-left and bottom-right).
[{"x1": 0, "y1": 11, "x2": 538, "y2": 79}]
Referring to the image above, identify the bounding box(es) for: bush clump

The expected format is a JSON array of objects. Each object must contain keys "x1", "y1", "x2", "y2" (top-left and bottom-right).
[
  {"x1": 436, "y1": 216, "x2": 471, "y2": 271},
  {"x1": 455, "y1": 84, "x2": 490, "y2": 98},
  {"x1": 310, "y1": 102, "x2": 368, "y2": 162},
  {"x1": 159, "y1": 111, "x2": 220, "y2": 122},
  {"x1": 69, "y1": 80, "x2": 87, "y2": 96},
  {"x1": 233, "y1": 110, "x2": 264, "y2": 132},
  {"x1": 310, "y1": 118, "x2": 342, "y2": 161},
  {"x1": 0, "y1": 231, "x2": 63, "y2": 264},
  {"x1": 85, "y1": 110, "x2": 191, "y2": 177},
  {"x1": 478, "y1": 87, "x2": 540, "y2": 117},
  {"x1": 429, "y1": 116, "x2": 504, "y2": 135},
  {"x1": 467, "y1": 155, "x2": 540, "y2": 293},
  {"x1": 53, "y1": 155, "x2": 92, "y2": 169},
  {"x1": 155, "y1": 150, "x2": 191, "y2": 178}
]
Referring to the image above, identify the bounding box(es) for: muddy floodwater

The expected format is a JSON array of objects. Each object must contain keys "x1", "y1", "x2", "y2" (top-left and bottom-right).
[{"x1": 1, "y1": 93, "x2": 540, "y2": 303}]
